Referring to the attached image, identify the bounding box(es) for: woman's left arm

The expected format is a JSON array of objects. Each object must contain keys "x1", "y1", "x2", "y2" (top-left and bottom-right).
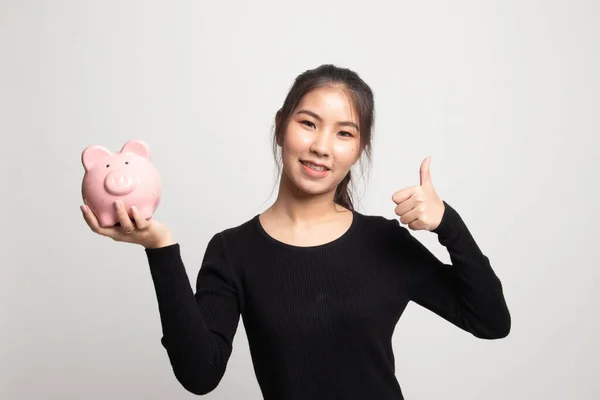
[
  {"x1": 392, "y1": 157, "x2": 511, "y2": 339},
  {"x1": 396, "y1": 201, "x2": 511, "y2": 339}
]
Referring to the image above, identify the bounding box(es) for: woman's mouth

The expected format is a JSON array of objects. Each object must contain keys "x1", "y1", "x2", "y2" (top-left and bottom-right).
[
  {"x1": 300, "y1": 160, "x2": 330, "y2": 172},
  {"x1": 300, "y1": 160, "x2": 331, "y2": 178}
]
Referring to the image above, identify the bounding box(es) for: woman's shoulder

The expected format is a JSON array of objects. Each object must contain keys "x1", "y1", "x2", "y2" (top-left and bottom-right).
[
  {"x1": 212, "y1": 214, "x2": 261, "y2": 243},
  {"x1": 354, "y1": 209, "x2": 405, "y2": 230}
]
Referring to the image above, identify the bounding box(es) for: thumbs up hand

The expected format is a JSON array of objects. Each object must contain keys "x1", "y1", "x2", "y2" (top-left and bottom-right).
[{"x1": 392, "y1": 157, "x2": 445, "y2": 232}]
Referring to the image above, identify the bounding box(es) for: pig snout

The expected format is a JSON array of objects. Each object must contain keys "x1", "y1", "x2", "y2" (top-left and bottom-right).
[{"x1": 104, "y1": 170, "x2": 137, "y2": 196}]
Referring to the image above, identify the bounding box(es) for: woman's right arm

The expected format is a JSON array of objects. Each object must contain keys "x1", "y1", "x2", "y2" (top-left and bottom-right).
[
  {"x1": 81, "y1": 201, "x2": 241, "y2": 395},
  {"x1": 145, "y1": 235, "x2": 241, "y2": 395}
]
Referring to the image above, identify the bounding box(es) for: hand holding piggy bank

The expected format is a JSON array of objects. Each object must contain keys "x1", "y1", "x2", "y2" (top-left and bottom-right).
[{"x1": 80, "y1": 140, "x2": 173, "y2": 248}]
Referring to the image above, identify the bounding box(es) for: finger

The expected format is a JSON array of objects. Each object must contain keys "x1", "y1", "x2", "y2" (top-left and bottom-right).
[
  {"x1": 114, "y1": 200, "x2": 135, "y2": 233},
  {"x1": 81, "y1": 204, "x2": 98, "y2": 230},
  {"x1": 392, "y1": 186, "x2": 418, "y2": 205},
  {"x1": 399, "y1": 206, "x2": 421, "y2": 225},
  {"x1": 394, "y1": 186, "x2": 426, "y2": 214},
  {"x1": 131, "y1": 206, "x2": 150, "y2": 230},
  {"x1": 408, "y1": 220, "x2": 426, "y2": 231},
  {"x1": 419, "y1": 156, "x2": 432, "y2": 186},
  {"x1": 394, "y1": 197, "x2": 417, "y2": 218},
  {"x1": 81, "y1": 205, "x2": 115, "y2": 237}
]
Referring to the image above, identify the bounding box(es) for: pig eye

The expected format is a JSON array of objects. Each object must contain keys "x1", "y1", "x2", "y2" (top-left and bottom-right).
[
  {"x1": 105, "y1": 164, "x2": 110, "y2": 168},
  {"x1": 125, "y1": 161, "x2": 129, "y2": 164}
]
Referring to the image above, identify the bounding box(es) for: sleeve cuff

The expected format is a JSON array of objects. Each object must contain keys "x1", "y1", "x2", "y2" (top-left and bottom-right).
[
  {"x1": 432, "y1": 201, "x2": 467, "y2": 243},
  {"x1": 144, "y1": 243, "x2": 182, "y2": 271},
  {"x1": 145, "y1": 242, "x2": 180, "y2": 255}
]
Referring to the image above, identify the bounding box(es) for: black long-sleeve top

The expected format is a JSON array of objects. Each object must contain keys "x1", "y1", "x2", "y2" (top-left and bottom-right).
[{"x1": 144, "y1": 201, "x2": 511, "y2": 399}]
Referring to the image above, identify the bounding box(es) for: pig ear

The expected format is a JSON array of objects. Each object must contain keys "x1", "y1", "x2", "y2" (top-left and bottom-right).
[
  {"x1": 82, "y1": 145, "x2": 112, "y2": 172},
  {"x1": 120, "y1": 140, "x2": 151, "y2": 160}
]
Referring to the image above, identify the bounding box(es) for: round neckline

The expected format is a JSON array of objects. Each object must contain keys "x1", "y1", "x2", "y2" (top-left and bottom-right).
[{"x1": 253, "y1": 210, "x2": 361, "y2": 251}]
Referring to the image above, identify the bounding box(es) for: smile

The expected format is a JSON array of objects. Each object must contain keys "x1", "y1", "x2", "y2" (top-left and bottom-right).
[
  {"x1": 300, "y1": 160, "x2": 330, "y2": 171},
  {"x1": 300, "y1": 160, "x2": 331, "y2": 177}
]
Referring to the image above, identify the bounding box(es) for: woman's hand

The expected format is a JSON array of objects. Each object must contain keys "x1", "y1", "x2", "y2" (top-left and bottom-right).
[
  {"x1": 392, "y1": 157, "x2": 445, "y2": 232},
  {"x1": 81, "y1": 200, "x2": 174, "y2": 249}
]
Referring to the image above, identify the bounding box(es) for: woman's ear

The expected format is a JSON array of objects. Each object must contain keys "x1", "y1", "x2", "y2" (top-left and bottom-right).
[
  {"x1": 275, "y1": 110, "x2": 281, "y2": 124},
  {"x1": 275, "y1": 111, "x2": 282, "y2": 129}
]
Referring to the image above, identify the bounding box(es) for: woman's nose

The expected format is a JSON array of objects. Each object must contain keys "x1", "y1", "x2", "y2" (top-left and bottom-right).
[{"x1": 309, "y1": 131, "x2": 332, "y2": 156}]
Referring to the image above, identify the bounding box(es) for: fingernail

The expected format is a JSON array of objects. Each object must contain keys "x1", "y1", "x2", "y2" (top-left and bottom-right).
[
  {"x1": 131, "y1": 206, "x2": 137, "y2": 213},
  {"x1": 80, "y1": 205, "x2": 87, "y2": 213}
]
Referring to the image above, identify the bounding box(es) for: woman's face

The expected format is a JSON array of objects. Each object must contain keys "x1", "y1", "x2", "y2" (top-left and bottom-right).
[{"x1": 279, "y1": 85, "x2": 362, "y2": 197}]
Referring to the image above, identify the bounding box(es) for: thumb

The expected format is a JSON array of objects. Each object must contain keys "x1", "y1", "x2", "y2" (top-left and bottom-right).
[{"x1": 419, "y1": 156, "x2": 432, "y2": 186}]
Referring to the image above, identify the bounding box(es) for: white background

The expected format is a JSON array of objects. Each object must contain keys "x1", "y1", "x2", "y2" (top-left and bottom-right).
[{"x1": 1, "y1": 0, "x2": 598, "y2": 399}]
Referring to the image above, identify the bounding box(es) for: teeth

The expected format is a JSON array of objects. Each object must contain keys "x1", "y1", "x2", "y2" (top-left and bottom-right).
[{"x1": 303, "y1": 161, "x2": 326, "y2": 172}]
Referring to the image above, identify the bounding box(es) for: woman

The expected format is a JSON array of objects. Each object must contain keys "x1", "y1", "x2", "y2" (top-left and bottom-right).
[{"x1": 80, "y1": 64, "x2": 511, "y2": 399}]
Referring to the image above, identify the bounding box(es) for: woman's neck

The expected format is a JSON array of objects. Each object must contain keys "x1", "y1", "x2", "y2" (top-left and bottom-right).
[{"x1": 264, "y1": 175, "x2": 348, "y2": 225}]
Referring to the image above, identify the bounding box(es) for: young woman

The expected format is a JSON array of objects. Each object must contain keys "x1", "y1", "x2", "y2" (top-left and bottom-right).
[{"x1": 81, "y1": 64, "x2": 511, "y2": 399}]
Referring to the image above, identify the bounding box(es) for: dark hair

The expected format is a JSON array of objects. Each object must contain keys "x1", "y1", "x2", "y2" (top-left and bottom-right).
[{"x1": 271, "y1": 64, "x2": 375, "y2": 211}]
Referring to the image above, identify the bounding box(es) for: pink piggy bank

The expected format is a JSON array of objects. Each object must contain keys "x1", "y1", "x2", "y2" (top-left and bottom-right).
[{"x1": 81, "y1": 139, "x2": 162, "y2": 228}]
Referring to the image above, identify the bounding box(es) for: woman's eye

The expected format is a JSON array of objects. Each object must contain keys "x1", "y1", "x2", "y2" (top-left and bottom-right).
[
  {"x1": 300, "y1": 120, "x2": 315, "y2": 128},
  {"x1": 339, "y1": 131, "x2": 353, "y2": 137}
]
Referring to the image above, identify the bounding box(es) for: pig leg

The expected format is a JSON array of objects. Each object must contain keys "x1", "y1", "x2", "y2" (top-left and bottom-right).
[
  {"x1": 138, "y1": 205, "x2": 155, "y2": 221},
  {"x1": 98, "y1": 211, "x2": 117, "y2": 228}
]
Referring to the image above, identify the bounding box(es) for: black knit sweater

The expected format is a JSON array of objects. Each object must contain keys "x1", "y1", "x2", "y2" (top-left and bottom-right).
[{"x1": 144, "y1": 201, "x2": 510, "y2": 399}]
